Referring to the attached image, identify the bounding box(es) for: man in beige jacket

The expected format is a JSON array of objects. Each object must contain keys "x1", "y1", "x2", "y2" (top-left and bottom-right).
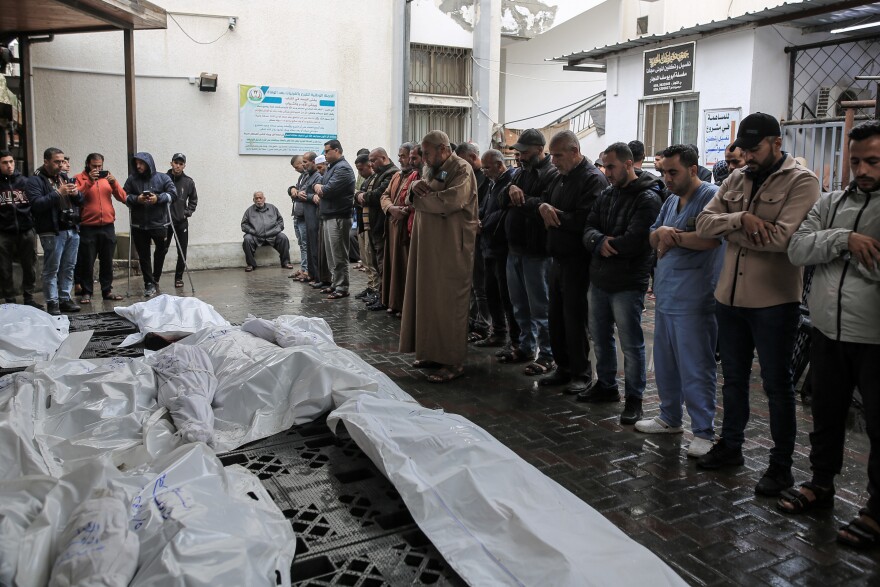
[{"x1": 695, "y1": 113, "x2": 820, "y2": 497}]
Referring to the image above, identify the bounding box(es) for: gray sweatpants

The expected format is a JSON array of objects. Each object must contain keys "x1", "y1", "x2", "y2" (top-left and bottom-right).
[{"x1": 322, "y1": 217, "x2": 352, "y2": 293}]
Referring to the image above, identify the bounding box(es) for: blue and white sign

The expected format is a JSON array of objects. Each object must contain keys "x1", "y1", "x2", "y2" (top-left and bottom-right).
[{"x1": 239, "y1": 85, "x2": 338, "y2": 155}]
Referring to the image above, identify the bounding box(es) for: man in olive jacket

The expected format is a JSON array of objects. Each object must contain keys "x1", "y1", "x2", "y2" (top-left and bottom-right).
[{"x1": 695, "y1": 113, "x2": 820, "y2": 497}]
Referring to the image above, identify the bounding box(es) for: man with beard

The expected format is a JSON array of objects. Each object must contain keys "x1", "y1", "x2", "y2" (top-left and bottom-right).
[
  {"x1": 696, "y1": 112, "x2": 820, "y2": 497},
  {"x1": 501, "y1": 129, "x2": 558, "y2": 377},
  {"x1": 581, "y1": 142, "x2": 661, "y2": 425},
  {"x1": 400, "y1": 131, "x2": 478, "y2": 383},
  {"x1": 123, "y1": 152, "x2": 178, "y2": 298},
  {"x1": 381, "y1": 144, "x2": 420, "y2": 316},
  {"x1": 783, "y1": 120, "x2": 880, "y2": 547},
  {"x1": 155, "y1": 153, "x2": 198, "y2": 289},
  {"x1": 314, "y1": 140, "x2": 356, "y2": 299},
  {"x1": 0, "y1": 151, "x2": 41, "y2": 308},
  {"x1": 362, "y1": 147, "x2": 399, "y2": 311}
]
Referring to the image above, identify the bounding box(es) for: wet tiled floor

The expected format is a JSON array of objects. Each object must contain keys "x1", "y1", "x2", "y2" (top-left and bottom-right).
[{"x1": 87, "y1": 265, "x2": 878, "y2": 586}]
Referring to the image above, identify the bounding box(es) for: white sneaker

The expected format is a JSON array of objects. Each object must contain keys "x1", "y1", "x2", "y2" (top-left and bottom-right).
[
  {"x1": 634, "y1": 416, "x2": 683, "y2": 434},
  {"x1": 687, "y1": 437, "x2": 715, "y2": 457}
]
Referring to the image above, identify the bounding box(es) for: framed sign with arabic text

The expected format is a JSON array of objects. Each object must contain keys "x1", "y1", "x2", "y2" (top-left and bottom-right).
[{"x1": 643, "y1": 42, "x2": 695, "y2": 97}]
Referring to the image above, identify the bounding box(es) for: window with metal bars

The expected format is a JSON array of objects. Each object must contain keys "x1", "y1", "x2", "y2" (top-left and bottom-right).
[
  {"x1": 638, "y1": 95, "x2": 699, "y2": 157},
  {"x1": 409, "y1": 43, "x2": 473, "y2": 97},
  {"x1": 407, "y1": 105, "x2": 470, "y2": 145},
  {"x1": 789, "y1": 36, "x2": 879, "y2": 120}
]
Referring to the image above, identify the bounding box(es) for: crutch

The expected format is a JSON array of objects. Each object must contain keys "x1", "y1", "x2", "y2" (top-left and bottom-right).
[
  {"x1": 167, "y1": 202, "x2": 196, "y2": 294},
  {"x1": 125, "y1": 207, "x2": 133, "y2": 298}
]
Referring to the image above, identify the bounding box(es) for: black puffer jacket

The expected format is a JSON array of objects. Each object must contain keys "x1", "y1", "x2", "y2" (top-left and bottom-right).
[
  {"x1": 363, "y1": 162, "x2": 398, "y2": 238},
  {"x1": 480, "y1": 167, "x2": 515, "y2": 258},
  {"x1": 26, "y1": 167, "x2": 84, "y2": 234},
  {"x1": 123, "y1": 152, "x2": 177, "y2": 230},
  {"x1": 534, "y1": 157, "x2": 608, "y2": 260},
  {"x1": 504, "y1": 155, "x2": 558, "y2": 256},
  {"x1": 583, "y1": 170, "x2": 662, "y2": 292},
  {"x1": 0, "y1": 169, "x2": 32, "y2": 234}
]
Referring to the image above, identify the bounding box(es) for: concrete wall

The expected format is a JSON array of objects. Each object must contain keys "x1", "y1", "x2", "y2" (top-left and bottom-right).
[
  {"x1": 30, "y1": 0, "x2": 397, "y2": 270},
  {"x1": 501, "y1": 0, "x2": 621, "y2": 129}
]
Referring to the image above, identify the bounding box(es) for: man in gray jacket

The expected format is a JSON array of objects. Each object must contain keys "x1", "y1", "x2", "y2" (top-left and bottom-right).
[
  {"x1": 241, "y1": 191, "x2": 292, "y2": 271},
  {"x1": 782, "y1": 120, "x2": 880, "y2": 548}
]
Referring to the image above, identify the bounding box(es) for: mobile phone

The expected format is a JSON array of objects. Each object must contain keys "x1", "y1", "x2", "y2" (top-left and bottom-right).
[
  {"x1": 67, "y1": 178, "x2": 76, "y2": 185},
  {"x1": 99, "y1": 170, "x2": 109, "y2": 178}
]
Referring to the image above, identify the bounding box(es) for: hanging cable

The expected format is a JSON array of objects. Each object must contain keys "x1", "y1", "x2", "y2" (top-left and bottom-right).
[
  {"x1": 471, "y1": 56, "x2": 599, "y2": 82},
  {"x1": 168, "y1": 14, "x2": 232, "y2": 45}
]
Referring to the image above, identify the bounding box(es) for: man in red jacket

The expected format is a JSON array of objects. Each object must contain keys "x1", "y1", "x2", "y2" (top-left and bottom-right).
[{"x1": 74, "y1": 153, "x2": 126, "y2": 303}]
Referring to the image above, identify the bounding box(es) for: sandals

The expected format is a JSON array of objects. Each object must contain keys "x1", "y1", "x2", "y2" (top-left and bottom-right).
[
  {"x1": 297, "y1": 273, "x2": 311, "y2": 282},
  {"x1": 524, "y1": 356, "x2": 555, "y2": 376},
  {"x1": 467, "y1": 331, "x2": 488, "y2": 343},
  {"x1": 321, "y1": 287, "x2": 335, "y2": 294},
  {"x1": 102, "y1": 293, "x2": 124, "y2": 301},
  {"x1": 79, "y1": 295, "x2": 91, "y2": 304},
  {"x1": 412, "y1": 360, "x2": 442, "y2": 369},
  {"x1": 289, "y1": 270, "x2": 303, "y2": 279},
  {"x1": 776, "y1": 482, "x2": 834, "y2": 514},
  {"x1": 327, "y1": 291, "x2": 349, "y2": 299},
  {"x1": 174, "y1": 280, "x2": 184, "y2": 288},
  {"x1": 497, "y1": 348, "x2": 532, "y2": 364},
  {"x1": 245, "y1": 266, "x2": 255, "y2": 272},
  {"x1": 838, "y1": 509, "x2": 880, "y2": 550},
  {"x1": 283, "y1": 263, "x2": 295, "y2": 269},
  {"x1": 427, "y1": 365, "x2": 465, "y2": 384}
]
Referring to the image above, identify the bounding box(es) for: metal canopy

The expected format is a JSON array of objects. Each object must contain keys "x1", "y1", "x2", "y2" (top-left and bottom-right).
[
  {"x1": 550, "y1": 0, "x2": 880, "y2": 65},
  {"x1": 0, "y1": 0, "x2": 166, "y2": 35}
]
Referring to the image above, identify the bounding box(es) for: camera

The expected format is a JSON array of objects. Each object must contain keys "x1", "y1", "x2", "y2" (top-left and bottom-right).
[
  {"x1": 60, "y1": 208, "x2": 81, "y2": 226},
  {"x1": 99, "y1": 170, "x2": 109, "y2": 178}
]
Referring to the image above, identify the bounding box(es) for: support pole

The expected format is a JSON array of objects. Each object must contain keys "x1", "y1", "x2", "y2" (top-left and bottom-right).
[{"x1": 123, "y1": 29, "x2": 137, "y2": 174}]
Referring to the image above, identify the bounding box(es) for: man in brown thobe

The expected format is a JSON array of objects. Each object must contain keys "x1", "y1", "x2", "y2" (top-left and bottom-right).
[
  {"x1": 399, "y1": 130, "x2": 478, "y2": 383},
  {"x1": 381, "y1": 143, "x2": 421, "y2": 315}
]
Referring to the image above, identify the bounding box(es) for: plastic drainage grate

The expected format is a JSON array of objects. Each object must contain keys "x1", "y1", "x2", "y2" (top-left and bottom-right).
[
  {"x1": 68, "y1": 312, "x2": 137, "y2": 335},
  {"x1": 219, "y1": 421, "x2": 465, "y2": 587}
]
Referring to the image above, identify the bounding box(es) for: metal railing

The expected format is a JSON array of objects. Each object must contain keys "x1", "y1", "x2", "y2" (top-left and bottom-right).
[
  {"x1": 409, "y1": 43, "x2": 472, "y2": 97},
  {"x1": 782, "y1": 120, "x2": 845, "y2": 192}
]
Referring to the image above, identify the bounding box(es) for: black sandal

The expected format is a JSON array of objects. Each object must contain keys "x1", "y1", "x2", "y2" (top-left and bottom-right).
[
  {"x1": 838, "y1": 509, "x2": 880, "y2": 549},
  {"x1": 776, "y1": 482, "x2": 834, "y2": 514},
  {"x1": 524, "y1": 356, "x2": 555, "y2": 376},
  {"x1": 497, "y1": 348, "x2": 532, "y2": 364}
]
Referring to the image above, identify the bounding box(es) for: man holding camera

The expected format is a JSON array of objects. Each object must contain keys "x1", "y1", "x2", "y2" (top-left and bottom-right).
[
  {"x1": 74, "y1": 153, "x2": 126, "y2": 303},
  {"x1": 26, "y1": 147, "x2": 84, "y2": 315},
  {"x1": 123, "y1": 152, "x2": 177, "y2": 298}
]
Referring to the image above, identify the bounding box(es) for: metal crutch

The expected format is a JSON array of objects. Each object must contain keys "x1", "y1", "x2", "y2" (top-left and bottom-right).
[
  {"x1": 125, "y1": 207, "x2": 133, "y2": 298},
  {"x1": 167, "y1": 202, "x2": 196, "y2": 294}
]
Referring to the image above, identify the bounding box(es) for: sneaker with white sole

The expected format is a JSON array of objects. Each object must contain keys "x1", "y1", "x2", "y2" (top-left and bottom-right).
[
  {"x1": 687, "y1": 437, "x2": 715, "y2": 458},
  {"x1": 634, "y1": 416, "x2": 683, "y2": 434}
]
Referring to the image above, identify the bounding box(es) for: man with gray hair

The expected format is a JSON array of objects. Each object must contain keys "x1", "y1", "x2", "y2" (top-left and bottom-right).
[
  {"x1": 240, "y1": 191, "x2": 292, "y2": 271},
  {"x1": 400, "y1": 130, "x2": 478, "y2": 383},
  {"x1": 314, "y1": 139, "x2": 356, "y2": 298}
]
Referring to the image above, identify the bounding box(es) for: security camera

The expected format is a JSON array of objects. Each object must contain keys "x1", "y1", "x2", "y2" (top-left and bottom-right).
[{"x1": 228, "y1": 17, "x2": 237, "y2": 31}]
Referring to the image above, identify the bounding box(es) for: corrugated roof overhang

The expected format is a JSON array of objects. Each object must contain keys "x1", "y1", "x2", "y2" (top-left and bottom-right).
[{"x1": 0, "y1": 0, "x2": 167, "y2": 35}]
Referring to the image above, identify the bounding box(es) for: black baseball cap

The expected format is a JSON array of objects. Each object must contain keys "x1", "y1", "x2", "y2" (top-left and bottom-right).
[
  {"x1": 172, "y1": 153, "x2": 186, "y2": 163},
  {"x1": 732, "y1": 113, "x2": 781, "y2": 150},
  {"x1": 512, "y1": 128, "x2": 545, "y2": 151}
]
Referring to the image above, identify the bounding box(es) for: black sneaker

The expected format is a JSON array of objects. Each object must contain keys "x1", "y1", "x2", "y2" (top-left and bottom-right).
[
  {"x1": 354, "y1": 288, "x2": 374, "y2": 300},
  {"x1": 46, "y1": 300, "x2": 61, "y2": 316},
  {"x1": 59, "y1": 299, "x2": 81, "y2": 312},
  {"x1": 696, "y1": 439, "x2": 744, "y2": 470},
  {"x1": 755, "y1": 465, "x2": 794, "y2": 497},
  {"x1": 538, "y1": 371, "x2": 571, "y2": 387},
  {"x1": 620, "y1": 396, "x2": 643, "y2": 425},
  {"x1": 563, "y1": 377, "x2": 594, "y2": 396},
  {"x1": 367, "y1": 301, "x2": 387, "y2": 311},
  {"x1": 3, "y1": 297, "x2": 14, "y2": 304},
  {"x1": 144, "y1": 283, "x2": 157, "y2": 298},
  {"x1": 576, "y1": 384, "x2": 620, "y2": 403},
  {"x1": 24, "y1": 299, "x2": 45, "y2": 311}
]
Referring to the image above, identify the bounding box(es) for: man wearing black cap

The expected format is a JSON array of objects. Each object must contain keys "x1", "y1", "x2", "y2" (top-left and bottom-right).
[
  {"x1": 155, "y1": 153, "x2": 198, "y2": 289},
  {"x1": 500, "y1": 128, "x2": 558, "y2": 377},
  {"x1": 696, "y1": 112, "x2": 820, "y2": 496}
]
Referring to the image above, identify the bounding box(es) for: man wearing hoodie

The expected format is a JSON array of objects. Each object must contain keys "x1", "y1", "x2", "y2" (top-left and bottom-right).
[
  {"x1": 154, "y1": 153, "x2": 198, "y2": 289},
  {"x1": 123, "y1": 152, "x2": 177, "y2": 298},
  {"x1": 0, "y1": 150, "x2": 41, "y2": 308},
  {"x1": 581, "y1": 142, "x2": 662, "y2": 425},
  {"x1": 74, "y1": 152, "x2": 126, "y2": 303},
  {"x1": 27, "y1": 147, "x2": 84, "y2": 315},
  {"x1": 783, "y1": 120, "x2": 880, "y2": 546}
]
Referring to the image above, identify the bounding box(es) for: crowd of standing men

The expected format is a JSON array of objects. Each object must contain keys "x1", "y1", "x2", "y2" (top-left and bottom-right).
[
  {"x1": 284, "y1": 116, "x2": 880, "y2": 550},
  {"x1": 0, "y1": 148, "x2": 198, "y2": 314}
]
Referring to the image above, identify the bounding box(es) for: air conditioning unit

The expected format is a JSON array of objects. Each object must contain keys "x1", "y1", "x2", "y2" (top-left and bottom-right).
[{"x1": 816, "y1": 85, "x2": 873, "y2": 117}]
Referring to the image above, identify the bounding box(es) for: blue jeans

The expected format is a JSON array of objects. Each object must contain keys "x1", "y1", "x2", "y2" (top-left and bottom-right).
[
  {"x1": 588, "y1": 285, "x2": 647, "y2": 398},
  {"x1": 40, "y1": 229, "x2": 80, "y2": 303},
  {"x1": 294, "y1": 216, "x2": 309, "y2": 274},
  {"x1": 506, "y1": 253, "x2": 551, "y2": 359},
  {"x1": 716, "y1": 301, "x2": 799, "y2": 469},
  {"x1": 654, "y1": 311, "x2": 717, "y2": 439}
]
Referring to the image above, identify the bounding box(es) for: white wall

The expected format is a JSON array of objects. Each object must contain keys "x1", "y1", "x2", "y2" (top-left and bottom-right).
[
  {"x1": 501, "y1": 0, "x2": 621, "y2": 129},
  {"x1": 410, "y1": 0, "x2": 473, "y2": 48},
  {"x1": 30, "y1": 0, "x2": 397, "y2": 269}
]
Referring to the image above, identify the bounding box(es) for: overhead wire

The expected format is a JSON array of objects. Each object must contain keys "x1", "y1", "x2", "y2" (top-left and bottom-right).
[
  {"x1": 471, "y1": 56, "x2": 600, "y2": 82},
  {"x1": 168, "y1": 14, "x2": 232, "y2": 45}
]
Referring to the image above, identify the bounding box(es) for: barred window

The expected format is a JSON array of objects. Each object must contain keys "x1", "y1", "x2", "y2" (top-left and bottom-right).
[
  {"x1": 408, "y1": 105, "x2": 470, "y2": 145},
  {"x1": 409, "y1": 43, "x2": 472, "y2": 97}
]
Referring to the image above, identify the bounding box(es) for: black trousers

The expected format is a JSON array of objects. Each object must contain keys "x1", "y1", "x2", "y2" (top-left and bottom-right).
[
  {"x1": 131, "y1": 227, "x2": 169, "y2": 286},
  {"x1": 0, "y1": 229, "x2": 37, "y2": 300},
  {"x1": 368, "y1": 228, "x2": 385, "y2": 281},
  {"x1": 242, "y1": 233, "x2": 290, "y2": 268},
  {"x1": 76, "y1": 224, "x2": 117, "y2": 296},
  {"x1": 484, "y1": 252, "x2": 520, "y2": 343},
  {"x1": 469, "y1": 237, "x2": 491, "y2": 335},
  {"x1": 548, "y1": 257, "x2": 592, "y2": 379},
  {"x1": 155, "y1": 220, "x2": 188, "y2": 283},
  {"x1": 315, "y1": 222, "x2": 332, "y2": 282},
  {"x1": 808, "y1": 329, "x2": 880, "y2": 516},
  {"x1": 303, "y1": 204, "x2": 320, "y2": 279}
]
